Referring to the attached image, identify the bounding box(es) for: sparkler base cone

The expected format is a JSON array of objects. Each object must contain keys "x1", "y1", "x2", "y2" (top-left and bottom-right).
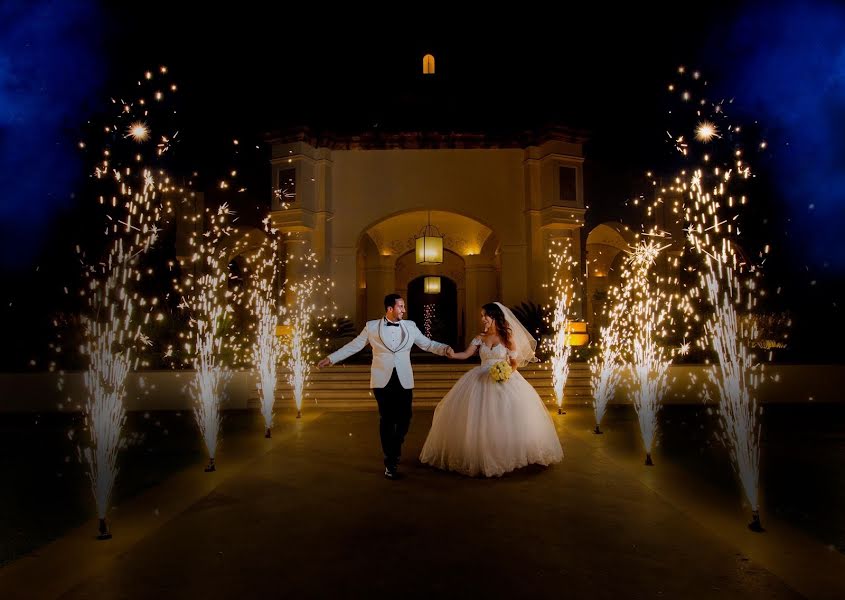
[
  {"x1": 264, "y1": 427, "x2": 272, "y2": 439},
  {"x1": 204, "y1": 457, "x2": 216, "y2": 473},
  {"x1": 296, "y1": 410, "x2": 302, "y2": 419},
  {"x1": 645, "y1": 453, "x2": 654, "y2": 466},
  {"x1": 748, "y1": 511, "x2": 765, "y2": 533},
  {"x1": 97, "y1": 518, "x2": 112, "y2": 540},
  {"x1": 593, "y1": 424, "x2": 604, "y2": 434}
]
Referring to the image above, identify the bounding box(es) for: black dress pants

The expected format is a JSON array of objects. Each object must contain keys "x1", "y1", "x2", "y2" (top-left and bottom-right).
[{"x1": 372, "y1": 369, "x2": 413, "y2": 469}]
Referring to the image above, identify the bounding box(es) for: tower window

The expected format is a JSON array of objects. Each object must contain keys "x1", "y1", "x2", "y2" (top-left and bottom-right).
[
  {"x1": 422, "y1": 54, "x2": 435, "y2": 75},
  {"x1": 559, "y1": 166, "x2": 577, "y2": 202}
]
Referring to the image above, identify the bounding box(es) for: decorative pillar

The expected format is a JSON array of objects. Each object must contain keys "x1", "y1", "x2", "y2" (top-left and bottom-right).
[
  {"x1": 499, "y1": 244, "x2": 528, "y2": 308},
  {"x1": 366, "y1": 254, "x2": 397, "y2": 320},
  {"x1": 465, "y1": 255, "x2": 499, "y2": 341}
]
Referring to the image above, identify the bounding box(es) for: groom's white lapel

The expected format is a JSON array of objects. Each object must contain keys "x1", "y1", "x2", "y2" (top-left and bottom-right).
[
  {"x1": 377, "y1": 318, "x2": 393, "y2": 352},
  {"x1": 377, "y1": 318, "x2": 410, "y2": 353},
  {"x1": 376, "y1": 318, "x2": 386, "y2": 350},
  {"x1": 397, "y1": 320, "x2": 411, "y2": 351}
]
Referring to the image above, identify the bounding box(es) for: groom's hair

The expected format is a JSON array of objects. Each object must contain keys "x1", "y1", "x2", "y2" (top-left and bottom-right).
[{"x1": 384, "y1": 294, "x2": 403, "y2": 310}]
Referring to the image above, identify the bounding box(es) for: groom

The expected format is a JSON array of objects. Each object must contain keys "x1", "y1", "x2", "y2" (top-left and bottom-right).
[{"x1": 318, "y1": 294, "x2": 451, "y2": 480}]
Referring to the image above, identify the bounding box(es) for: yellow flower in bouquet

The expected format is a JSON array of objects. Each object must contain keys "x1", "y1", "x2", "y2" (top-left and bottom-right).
[{"x1": 489, "y1": 360, "x2": 513, "y2": 383}]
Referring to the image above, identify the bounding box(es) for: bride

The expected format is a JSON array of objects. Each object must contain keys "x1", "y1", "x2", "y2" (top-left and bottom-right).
[{"x1": 419, "y1": 302, "x2": 563, "y2": 477}]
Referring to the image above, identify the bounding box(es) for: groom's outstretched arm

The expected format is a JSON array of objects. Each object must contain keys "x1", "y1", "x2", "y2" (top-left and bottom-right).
[
  {"x1": 410, "y1": 323, "x2": 450, "y2": 356},
  {"x1": 319, "y1": 326, "x2": 369, "y2": 367}
]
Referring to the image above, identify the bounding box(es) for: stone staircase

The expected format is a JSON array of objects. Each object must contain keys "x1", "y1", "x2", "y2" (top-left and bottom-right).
[{"x1": 249, "y1": 363, "x2": 593, "y2": 410}]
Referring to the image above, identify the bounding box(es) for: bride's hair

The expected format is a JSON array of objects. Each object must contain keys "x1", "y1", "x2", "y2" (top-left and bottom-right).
[{"x1": 482, "y1": 302, "x2": 512, "y2": 350}]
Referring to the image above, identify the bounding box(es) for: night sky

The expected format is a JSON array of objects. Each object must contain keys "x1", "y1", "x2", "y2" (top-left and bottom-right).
[{"x1": 1, "y1": 0, "x2": 844, "y2": 363}]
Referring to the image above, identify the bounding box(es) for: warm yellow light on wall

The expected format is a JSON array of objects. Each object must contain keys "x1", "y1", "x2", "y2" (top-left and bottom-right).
[
  {"x1": 423, "y1": 276, "x2": 441, "y2": 294},
  {"x1": 423, "y1": 54, "x2": 435, "y2": 75},
  {"x1": 566, "y1": 321, "x2": 589, "y2": 346}
]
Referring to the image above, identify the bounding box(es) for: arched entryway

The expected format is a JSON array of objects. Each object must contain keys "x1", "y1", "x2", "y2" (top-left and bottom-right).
[
  {"x1": 407, "y1": 275, "x2": 458, "y2": 349},
  {"x1": 395, "y1": 248, "x2": 466, "y2": 348},
  {"x1": 585, "y1": 222, "x2": 635, "y2": 338},
  {"x1": 356, "y1": 210, "x2": 500, "y2": 344}
]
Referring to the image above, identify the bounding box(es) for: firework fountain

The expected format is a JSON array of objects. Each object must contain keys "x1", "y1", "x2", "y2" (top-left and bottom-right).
[
  {"x1": 547, "y1": 240, "x2": 578, "y2": 415},
  {"x1": 687, "y1": 169, "x2": 766, "y2": 530},
  {"x1": 249, "y1": 219, "x2": 283, "y2": 437},
  {"x1": 80, "y1": 175, "x2": 163, "y2": 539},
  {"x1": 75, "y1": 67, "x2": 177, "y2": 538},
  {"x1": 279, "y1": 247, "x2": 336, "y2": 418},
  {"x1": 177, "y1": 204, "x2": 239, "y2": 472},
  {"x1": 588, "y1": 289, "x2": 626, "y2": 434},
  {"x1": 667, "y1": 66, "x2": 769, "y2": 530},
  {"x1": 621, "y1": 241, "x2": 675, "y2": 466}
]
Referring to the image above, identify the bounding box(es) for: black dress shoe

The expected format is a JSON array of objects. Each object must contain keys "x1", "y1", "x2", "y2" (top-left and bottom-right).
[{"x1": 384, "y1": 467, "x2": 402, "y2": 480}]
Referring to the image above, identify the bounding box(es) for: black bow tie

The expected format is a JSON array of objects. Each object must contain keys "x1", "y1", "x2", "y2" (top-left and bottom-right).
[{"x1": 384, "y1": 320, "x2": 400, "y2": 327}]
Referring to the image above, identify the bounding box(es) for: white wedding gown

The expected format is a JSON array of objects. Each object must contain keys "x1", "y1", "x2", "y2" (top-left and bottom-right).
[{"x1": 420, "y1": 337, "x2": 563, "y2": 477}]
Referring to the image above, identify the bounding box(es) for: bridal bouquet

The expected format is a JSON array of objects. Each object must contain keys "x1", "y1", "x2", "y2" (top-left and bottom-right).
[{"x1": 489, "y1": 360, "x2": 513, "y2": 383}]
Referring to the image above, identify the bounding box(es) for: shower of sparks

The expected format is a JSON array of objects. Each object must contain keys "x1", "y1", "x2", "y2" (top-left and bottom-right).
[
  {"x1": 248, "y1": 218, "x2": 283, "y2": 435},
  {"x1": 589, "y1": 282, "x2": 627, "y2": 431},
  {"x1": 79, "y1": 169, "x2": 165, "y2": 520},
  {"x1": 90, "y1": 67, "x2": 181, "y2": 178},
  {"x1": 619, "y1": 241, "x2": 675, "y2": 460},
  {"x1": 687, "y1": 170, "x2": 764, "y2": 513},
  {"x1": 546, "y1": 239, "x2": 579, "y2": 413},
  {"x1": 667, "y1": 65, "x2": 771, "y2": 524},
  {"x1": 279, "y1": 247, "x2": 337, "y2": 417},
  {"x1": 71, "y1": 68, "x2": 183, "y2": 527},
  {"x1": 702, "y1": 253, "x2": 762, "y2": 511},
  {"x1": 274, "y1": 187, "x2": 294, "y2": 210},
  {"x1": 176, "y1": 204, "x2": 241, "y2": 465}
]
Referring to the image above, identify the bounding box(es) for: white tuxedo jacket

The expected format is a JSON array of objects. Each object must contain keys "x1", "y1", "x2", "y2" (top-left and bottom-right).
[{"x1": 327, "y1": 319, "x2": 448, "y2": 389}]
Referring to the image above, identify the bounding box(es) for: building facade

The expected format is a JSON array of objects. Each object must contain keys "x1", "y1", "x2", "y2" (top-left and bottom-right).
[{"x1": 267, "y1": 128, "x2": 588, "y2": 347}]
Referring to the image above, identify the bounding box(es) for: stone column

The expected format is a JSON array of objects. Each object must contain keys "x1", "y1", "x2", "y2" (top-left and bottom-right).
[
  {"x1": 366, "y1": 255, "x2": 396, "y2": 320},
  {"x1": 465, "y1": 255, "x2": 499, "y2": 341},
  {"x1": 499, "y1": 244, "x2": 528, "y2": 308}
]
